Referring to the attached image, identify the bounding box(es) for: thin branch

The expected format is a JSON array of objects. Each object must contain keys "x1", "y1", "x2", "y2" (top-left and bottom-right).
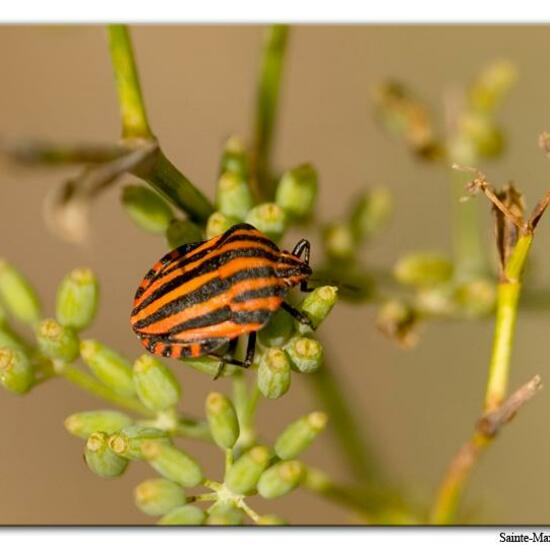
[
  {"x1": 252, "y1": 25, "x2": 289, "y2": 199},
  {"x1": 430, "y1": 375, "x2": 542, "y2": 524}
]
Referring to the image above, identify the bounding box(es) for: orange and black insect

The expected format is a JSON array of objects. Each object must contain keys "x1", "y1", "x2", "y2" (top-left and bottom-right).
[{"x1": 131, "y1": 223, "x2": 314, "y2": 373}]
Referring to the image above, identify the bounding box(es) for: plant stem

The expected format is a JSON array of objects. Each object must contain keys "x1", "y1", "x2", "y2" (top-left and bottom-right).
[
  {"x1": 107, "y1": 25, "x2": 152, "y2": 140},
  {"x1": 174, "y1": 418, "x2": 212, "y2": 441},
  {"x1": 252, "y1": 25, "x2": 289, "y2": 199},
  {"x1": 139, "y1": 150, "x2": 214, "y2": 224},
  {"x1": 430, "y1": 232, "x2": 534, "y2": 524},
  {"x1": 309, "y1": 358, "x2": 384, "y2": 485},
  {"x1": 60, "y1": 364, "x2": 152, "y2": 416}
]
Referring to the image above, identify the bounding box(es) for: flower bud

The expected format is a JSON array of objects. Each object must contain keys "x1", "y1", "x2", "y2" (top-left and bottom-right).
[
  {"x1": 184, "y1": 356, "x2": 237, "y2": 378},
  {"x1": 323, "y1": 222, "x2": 355, "y2": 261},
  {"x1": 459, "y1": 113, "x2": 503, "y2": 158},
  {"x1": 275, "y1": 164, "x2": 318, "y2": 220},
  {"x1": 205, "y1": 392, "x2": 239, "y2": 450},
  {"x1": 108, "y1": 426, "x2": 169, "y2": 461},
  {"x1": 64, "y1": 410, "x2": 133, "y2": 439},
  {"x1": 393, "y1": 252, "x2": 453, "y2": 288},
  {"x1": 216, "y1": 172, "x2": 253, "y2": 221},
  {"x1": 0, "y1": 346, "x2": 33, "y2": 394},
  {"x1": 36, "y1": 319, "x2": 79, "y2": 362},
  {"x1": 157, "y1": 505, "x2": 205, "y2": 525},
  {"x1": 454, "y1": 278, "x2": 496, "y2": 319},
  {"x1": 259, "y1": 309, "x2": 293, "y2": 348},
  {"x1": 85, "y1": 432, "x2": 128, "y2": 478},
  {"x1": 258, "y1": 515, "x2": 288, "y2": 525},
  {"x1": 225, "y1": 445, "x2": 272, "y2": 494},
  {"x1": 121, "y1": 185, "x2": 173, "y2": 234},
  {"x1": 55, "y1": 268, "x2": 99, "y2": 331},
  {"x1": 376, "y1": 299, "x2": 419, "y2": 348},
  {"x1": 284, "y1": 336, "x2": 323, "y2": 374},
  {"x1": 0, "y1": 326, "x2": 26, "y2": 351},
  {"x1": 468, "y1": 60, "x2": 517, "y2": 114},
  {"x1": 80, "y1": 340, "x2": 135, "y2": 397},
  {"x1": 274, "y1": 412, "x2": 328, "y2": 459},
  {"x1": 206, "y1": 502, "x2": 244, "y2": 526},
  {"x1": 165, "y1": 219, "x2": 203, "y2": 249},
  {"x1": 257, "y1": 348, "x2": 291, "y2": 399},
  {"x1": 245, "y1": 203, "x2": 286, "y2": 242},
  {"x1": 219, "y1": 136, "x2": 249, "y2": 181},
  {"x1": 297, "y1": 286, "x2": 338, "y2": 333},
  {"x1": 350, "y1": 187, "x2": 392, "y2": 241},
  {"x1": 257, "y1": 460, "x2": 305, "y2": 499},
  {"x1": 141, "y1": 441, "x2": 203, "y2": 488},
  {"x1": 134, "y1": 478, "x2": 186, "y2": 517},
  {"x1": 0, "y1": 260, "x2": 41, "y2": 325},
  {"x1": 133, "y1": 355, "x2": 181, "y2": 412},
  {"x1": 206, "y1": 212, "x2": 239, "y2": 239}
]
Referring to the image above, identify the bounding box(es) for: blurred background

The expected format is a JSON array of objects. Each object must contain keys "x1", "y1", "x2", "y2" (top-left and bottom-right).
[{"x1": 1, "y1": 25, "x2": 550, "y2": 525}]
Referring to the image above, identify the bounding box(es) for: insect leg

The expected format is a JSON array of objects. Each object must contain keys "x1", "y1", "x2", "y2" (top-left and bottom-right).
[
  {"x1": 243, "y1": 332, "x2": 257, "y2": 369},
  {"x1": 281, "y1": 301, "x2": 314, "y2": 329}
]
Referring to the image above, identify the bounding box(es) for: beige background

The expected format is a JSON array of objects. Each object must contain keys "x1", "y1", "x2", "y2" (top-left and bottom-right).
[{"x1": 1, "y1": 25, "x2": 550, "y2": 525}]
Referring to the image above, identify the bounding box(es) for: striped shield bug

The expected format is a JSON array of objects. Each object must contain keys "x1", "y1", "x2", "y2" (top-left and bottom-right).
[{"x1": 131, "y1": 223, "x2": 314, "y2": 376}]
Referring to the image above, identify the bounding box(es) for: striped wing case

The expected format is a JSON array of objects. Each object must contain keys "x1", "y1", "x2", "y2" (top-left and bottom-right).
[{"x1": 131, "y1": 224, "x2": 289, "y2": 359}]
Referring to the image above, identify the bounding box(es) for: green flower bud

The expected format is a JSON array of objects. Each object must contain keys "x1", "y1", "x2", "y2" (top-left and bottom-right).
[
  {"x1": 284, "y1": 336, "x2": 324, "y2": 374},
  {"x1": 36, "y1": 319, "x2": 79, "y2": 362},
  {"x1": 350, "y1": 187, "x2": 392, "y2": 241},
  {"x1": 259, "y1": 309, "x2": 294, "y2": 348},
  {"x1": 134, "y1": 478, "x2": 186, "y2": 517},
  {"x1": 275, "y1": 164, "x2": 318, "y2": 220},
  {"x1": 121, "y1": 185, "x2": 173, "y2": 234},
  {"x1": 216, "y1": 172, "x2": 253, "y2": 221},
  {"x1": 108, "y1": 426, "x2": 169, "y2": 461},
  {"x1": 454, "y1": 278, "x2": 496, "y2": 319},
  {"x1": 225, "y1": 445, "x2": 273, "y2": 494},
  {"x1": 245, "y1": 203, "x2": 286, "y2": 242},
  {"x1": 297, "y1": 286, "x2": 338, "y2": 333},
  {"x1": 165, "y1": 219, "x2": 203, "y2": 249},
  {"x1": 257, "y1": 348, "x2": 291, "y2": 399},
  {"x1": 257, "y1": 460, "x2": 305, "y2": 499},
  {"x1": 468, "y1": 60, "x2": 517, "y2": 114},
  {"x1": 393, "y1": 252, "x2": 453, "y2": 288},
  {"x1": 206, "y1": 212, "x2": 239, "y2": 239},
  {"x1": 205, "y1": 392, "x2": 239, "y2": 450},
  {"x1": 158, "y1": 505, "x2": 205, "y2": 525},
  {"x1": 56, "y1": 268, "x2": 99, "y2": 331},
  {"x1": 376, "y1": 299, "x2": 419, "y2": 348},
  {"x1": 0, "y1": 326, "x2": 27, "y2": 351},
  {"x1": 274, "y1": 412, "x2": 328, "y2": 459},
  {"x1": 323, "y1": 222, "x2": 355, "y2": 261},
  {"x1": 141, "y1": 441, "x2": 203, "y2": 488},
  {"x1": 258, "y1": 515, "x2": 288, "y2": 525},
  {"x1": 0, "y1": 260, "x2": 41, "y2": 325},
  {"x1": 85, "y1": 432, "x2": 128, "y2": 478},
  {"x1": 80, "y1": 340, "x2": 135, "y2": 397},
  {"x1": 183, "y1": 356, "x2": 237, "y2": 378},
  {"x1": 459, "y1": 112, "x2": 504, "y2": 158},
  {"x1": 206, "y1": 502, "x2": 244, "y2": 526},
  {"x1": 64, "y1": 410, "x2": 133, "y2": 439},
  {"x1": 133, "y1": 355, "x2": 181, "y2": 412},
  {"x1": 0, "y1": 346, "x2": 33, "y2": 394},
  {"x1": 219, "y1": 136, "x2": 249, "y2": 181}
]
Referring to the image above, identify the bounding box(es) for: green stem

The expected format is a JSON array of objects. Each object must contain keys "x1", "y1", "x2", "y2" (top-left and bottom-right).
[
  {"x1": 174, "y1": 418, "x2": 212, "y2": 441},
  {"x1": 140, "y1": 150, "x2": 214, "y2": 224},
  {"x1": 309, "y1": 358, "x2": 384, "y2": 485},
  {"x1": 484, "y1": 233, "x2": 532, "y2": 411},
  {"x1": 430, "y1": 232, "x2": 533, "y2": 524},
  {"x1": 451, "y1": 168, "x2": 488, "y2": 281},
  {"x1": 60, "y1": 364, "x2": 152, "y2": 417},
  {"x1": 252, "y1": 25, "x2": 289, "y2": 199},
  {"x1": 107, "y1": 25, "x2": 152, "y2": 139}
]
